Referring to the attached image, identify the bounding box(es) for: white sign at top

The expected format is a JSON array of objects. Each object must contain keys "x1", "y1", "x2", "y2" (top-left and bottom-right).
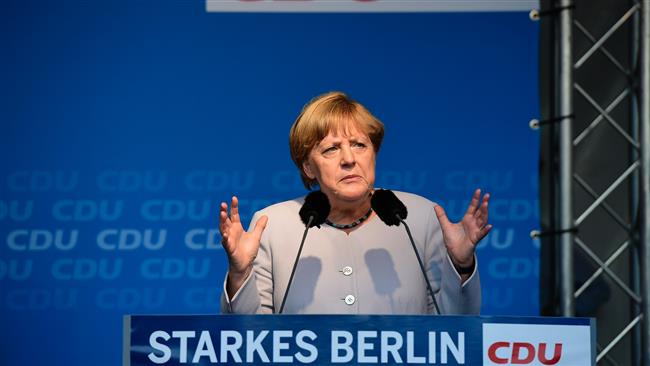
[{"x1": 206, "y1": 0, "x2": 539, "y2": 13}]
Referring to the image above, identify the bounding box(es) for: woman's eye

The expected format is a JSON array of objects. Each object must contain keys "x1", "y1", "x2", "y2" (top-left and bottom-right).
[
  {"x1": 322, "y1": 146, "x2": 338, "y2": 154},
  {"x1": 353, "y1": 142, "x2": 367, "y2": 149}
]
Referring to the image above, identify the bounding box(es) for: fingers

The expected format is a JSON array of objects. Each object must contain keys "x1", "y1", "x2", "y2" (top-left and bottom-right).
[
  {"x1": 465, "y1": 188, "x2": 481, "y2": 216},
  {"x1": 434, "y1": 204, "x2": 452, "y2": 230},
  {"x1": 465, "y1": 190, "x2": 491, "y2": 243},
  {"x1": 218, "y1": 196, "x2": 253, "y2": 248},
  {"x1": 474, "y1": 192, "x2": 490, "y2": 225},
  {"x1": 477, "y1": 224, "x2": 493, "y2": 242},
  {"x1": 230, "y1": 196, "x2": 240, "y2": 223},
  {"x1": 219, "y1": 202, "x2": 226, "y2": 220},
  {"x1": 474, "y1": 193, "x2": 490, "y2": 226},
  {"x1": 219, "y1": 197, "x2": 240, "y2": 236},
  {"x1": 251, "y1": 215, "x2": 268, "y2": 240},
  {"x1": 219, "y1": 202, "x2": 230, "y2": 231}
]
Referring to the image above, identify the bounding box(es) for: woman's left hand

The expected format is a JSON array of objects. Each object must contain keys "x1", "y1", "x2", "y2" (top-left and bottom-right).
[{"x1": 434, "y1": 188, "x2": 492, "y2": 269}]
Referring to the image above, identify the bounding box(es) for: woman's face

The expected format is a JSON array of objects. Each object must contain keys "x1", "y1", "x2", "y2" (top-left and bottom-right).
[{"x1": 303, "y1": 124, "x2": 376, "y2": 205}]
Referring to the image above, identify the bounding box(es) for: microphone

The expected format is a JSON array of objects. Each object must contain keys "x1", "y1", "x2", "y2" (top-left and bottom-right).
[
  {"x1": 371, "y1": 189, "x2": 442, "y2": 315},
  {"x1": 279, "y1": 190, "x2": 330, "y2": 313},
  {"x1": 299, "y1": 190, "x2": 330, "y2": 228},
  {"x1": 371, "y1": 189, "x2": 407, "y2": 226}
]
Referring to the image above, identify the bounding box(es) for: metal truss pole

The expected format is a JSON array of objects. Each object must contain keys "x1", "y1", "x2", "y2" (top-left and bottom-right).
[
  {"x1": 640, "y1": 0, "x2": 650, "y2": 363},
  {"x1": 540, "y1": 0, "x2": 648, "y2": 363},
  {"x1": 558, "y1": 0, "x2": 575, "y2": 316}
]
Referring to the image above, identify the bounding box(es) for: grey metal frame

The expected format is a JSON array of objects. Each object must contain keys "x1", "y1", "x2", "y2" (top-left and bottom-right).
[
  {"x1": 558, "y1": 0, "x2": 575, "y2": 317},
  {"x1": 640, "y1": 1, "x2": 650, "y2": 364},
  {"x1": 544, "y1": 0, "x2": 650, "y2": 364}
]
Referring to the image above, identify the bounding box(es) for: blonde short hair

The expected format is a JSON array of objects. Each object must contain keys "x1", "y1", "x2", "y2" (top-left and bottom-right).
[{"x1": 289, "y1": 91, "x2": 385, "y2": 189}]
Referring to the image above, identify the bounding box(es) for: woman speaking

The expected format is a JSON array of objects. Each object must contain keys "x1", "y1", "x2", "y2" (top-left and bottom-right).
[{"x1": 219, "y1": 91, "x2": 491, "y2": 314}]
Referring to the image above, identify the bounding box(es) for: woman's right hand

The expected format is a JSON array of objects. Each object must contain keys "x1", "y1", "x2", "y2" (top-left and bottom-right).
[{"x1": 220, "y1": 196, "x2": 268, "y2": 297}]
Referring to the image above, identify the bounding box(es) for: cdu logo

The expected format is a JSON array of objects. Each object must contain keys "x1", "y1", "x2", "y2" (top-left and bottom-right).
[
  {"x1": 487, "y1": 342, "x2": 561, "y2": 365},
  {"x1": 482, "y1": 323, "x2": 592, "y2": 366}
]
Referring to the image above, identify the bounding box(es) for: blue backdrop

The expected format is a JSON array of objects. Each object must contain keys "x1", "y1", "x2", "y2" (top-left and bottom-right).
[{"x1": 1, "y1": 1, "x2": 539, "y2": 365}]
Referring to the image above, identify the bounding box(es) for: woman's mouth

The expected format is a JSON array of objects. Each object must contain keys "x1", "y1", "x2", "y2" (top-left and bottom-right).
[{"x1": 341, "y1": 175, "x2": 362, "y2": 182}]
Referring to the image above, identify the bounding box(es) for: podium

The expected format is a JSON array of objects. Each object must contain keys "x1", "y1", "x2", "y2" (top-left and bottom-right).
[{"x1": 123, "y1": 314, "x2": 595, "y2": 365}]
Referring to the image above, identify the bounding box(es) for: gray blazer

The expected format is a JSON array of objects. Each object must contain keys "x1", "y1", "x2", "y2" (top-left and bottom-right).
[{"x1": 221, "y1": 191, "x2": 481, "y2": 314}]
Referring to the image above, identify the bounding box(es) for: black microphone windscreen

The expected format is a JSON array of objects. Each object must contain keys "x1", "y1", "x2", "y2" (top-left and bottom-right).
[
  {"x1": 299, "y1": 191, "x2": 331, "y2": 228},
  {"x1": 371, "y1": 189, "x2": 407, "y2": 226}
]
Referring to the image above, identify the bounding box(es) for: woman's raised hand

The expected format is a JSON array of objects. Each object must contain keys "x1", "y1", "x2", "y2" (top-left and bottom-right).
[
  {"x1": 220, "y1": 196, "x2": 268, "y2": 295},
  {"x1": 434, "y1": 189, "x2": 492, "y2": 271}
]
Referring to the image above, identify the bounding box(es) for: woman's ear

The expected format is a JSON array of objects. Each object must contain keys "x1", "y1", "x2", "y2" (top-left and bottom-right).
[{"x1": 302, "y1": 161, "x2": 315, "y2": 179}]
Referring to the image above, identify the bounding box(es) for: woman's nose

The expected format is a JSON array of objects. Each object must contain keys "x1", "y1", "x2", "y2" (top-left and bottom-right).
[{"x1": 340, "y1": 145, "x2": 355, "y2": 166}]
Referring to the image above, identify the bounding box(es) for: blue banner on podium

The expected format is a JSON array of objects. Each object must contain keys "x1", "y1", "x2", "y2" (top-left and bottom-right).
[{"x1": 123, "y1": 315, "x2": 595, "y2": 365}]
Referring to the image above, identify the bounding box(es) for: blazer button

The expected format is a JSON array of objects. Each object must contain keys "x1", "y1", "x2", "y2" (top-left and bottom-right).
[
  {"x1": 344, "y1": 295, "x2": 356, "y2": 305},
  {"x1": 342, "y1": 266, "x2": 353, "y2": 276}
]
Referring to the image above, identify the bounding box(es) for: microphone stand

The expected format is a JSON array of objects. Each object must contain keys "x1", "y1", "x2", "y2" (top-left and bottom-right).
[
  {"x1": 278, "y1": 215, "x2": 314, "y2": 314},
  {"x1": 398, "y1": 214, "x2": 442, "y2": 315}
]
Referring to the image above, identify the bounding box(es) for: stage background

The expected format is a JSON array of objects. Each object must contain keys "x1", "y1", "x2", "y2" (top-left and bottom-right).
[{"x1": 1, "y1": 1, "x2": 539, "y2": 365}]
